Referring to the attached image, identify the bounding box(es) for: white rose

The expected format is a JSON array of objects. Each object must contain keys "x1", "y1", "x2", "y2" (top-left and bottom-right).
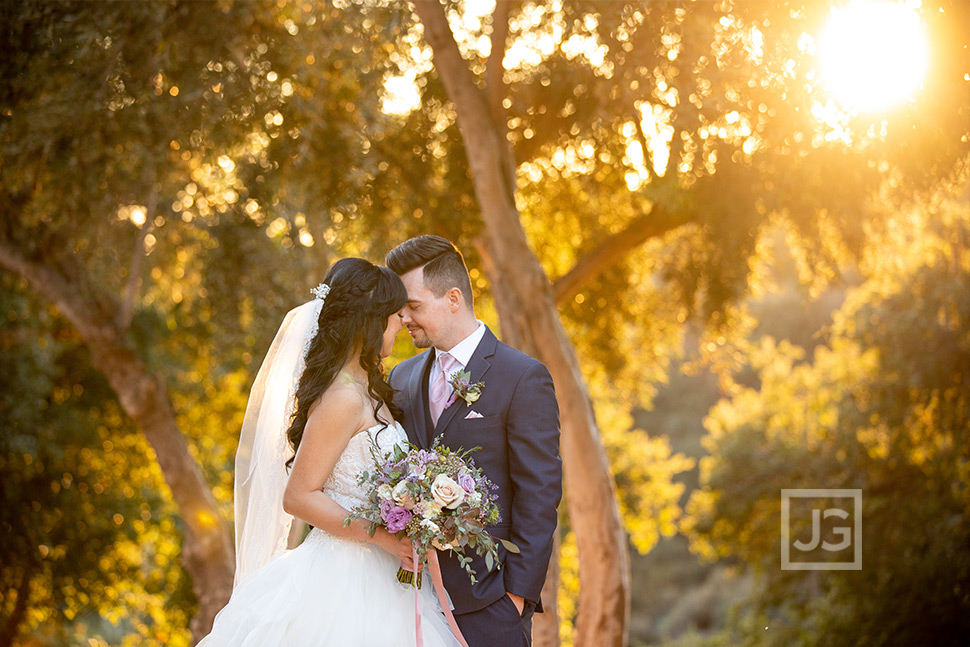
[
  {"x1": 377, "y1": 484, "x2": 393, "y2": 501},
  {"x1": 392, "y1": 481, "x2": 415, "y2": 510},
  {"x1": 422, "y1": 501, "x2": 443, "y2": 519},
  {"x1": 431, "y1": 474, "x2": 466, "y2": 510}
]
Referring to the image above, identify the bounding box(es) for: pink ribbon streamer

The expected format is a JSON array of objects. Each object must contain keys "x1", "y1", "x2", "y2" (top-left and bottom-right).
[
  {"x1": 429, "y1": 550, "x2": 469, "y2": 647},
  {"x1": 409, "y1": 547, "x2": 469, "y2": 647},
  {"x1": 412, "y1": 544, "x2": 423, "y2": 647}
]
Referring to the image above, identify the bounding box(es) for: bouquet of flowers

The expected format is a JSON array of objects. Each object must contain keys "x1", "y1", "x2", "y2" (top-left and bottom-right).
[{"x1": 346, "y1": 439, "x2": 518, "y2": 587}]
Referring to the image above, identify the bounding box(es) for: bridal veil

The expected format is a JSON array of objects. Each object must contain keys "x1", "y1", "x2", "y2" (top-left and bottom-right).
[{"x1": 232, "y1": 298, "x2": 323, "y2": 586}]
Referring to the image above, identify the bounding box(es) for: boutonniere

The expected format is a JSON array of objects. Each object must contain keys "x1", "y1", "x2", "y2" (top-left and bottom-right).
[{"x1": 446, "y1": 370, "x2": 484, "y2": 408}]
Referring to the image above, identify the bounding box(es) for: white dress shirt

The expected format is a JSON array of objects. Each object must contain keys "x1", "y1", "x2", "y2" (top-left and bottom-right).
[{"x1": 430, "y1": 321, "x2": 486, "y2": 390}]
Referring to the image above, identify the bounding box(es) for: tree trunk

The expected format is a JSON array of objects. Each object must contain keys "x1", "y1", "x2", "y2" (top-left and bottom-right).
[
  {"x1": 0, "y1": 243, "x2": 235, "y2": 642},
  {"x1": 532, "y1": 529, "x2": 561, "y2": 647},
  {"x1": 412, "y1": 3, "x2": 631, "y2": 646}
]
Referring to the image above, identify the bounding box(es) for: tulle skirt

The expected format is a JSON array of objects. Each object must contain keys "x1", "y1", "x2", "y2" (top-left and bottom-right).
[{"x1": 198, "y1": 528, "x2": 460, "y2": 647}]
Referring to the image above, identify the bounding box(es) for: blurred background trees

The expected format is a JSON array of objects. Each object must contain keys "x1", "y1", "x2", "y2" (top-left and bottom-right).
[
  {"x1": 1, "y1": 1, "x2": 966, "y2": 646},
  {"x1": 0, "y1": 279, "x2": 193, "y2": 647},
  {"x1": 682, "y1": 195, "x2": 969, "y2": 646}
]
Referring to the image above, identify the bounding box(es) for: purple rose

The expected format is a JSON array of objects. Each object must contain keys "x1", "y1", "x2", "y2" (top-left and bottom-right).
[
  {"x1": 379, "y1": 498, "x2": 395, "y2": 520},
  {"x1": 384, "y1": 506, "x2": 412, "y2": 533},
  {"x1": 457, "y1": 472, "x2": 476, "y2": 495}
]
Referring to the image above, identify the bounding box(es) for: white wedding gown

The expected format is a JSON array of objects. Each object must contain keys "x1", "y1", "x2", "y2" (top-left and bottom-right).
[{"x1": 198, "y1": 422, "x2": 461, "y2": 646}]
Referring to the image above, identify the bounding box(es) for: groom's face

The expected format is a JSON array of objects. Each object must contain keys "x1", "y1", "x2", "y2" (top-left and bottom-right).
[{"x1": 399, "y1": 267, "x2": 451, "y2": 350}]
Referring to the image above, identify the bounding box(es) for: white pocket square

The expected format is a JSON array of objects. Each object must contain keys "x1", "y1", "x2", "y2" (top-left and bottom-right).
[{"x1": 464, "y1": 410, "x2": 484, "y2": 419}]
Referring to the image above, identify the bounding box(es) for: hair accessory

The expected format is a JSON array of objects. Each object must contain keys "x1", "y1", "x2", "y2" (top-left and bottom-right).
[{"x1": 310, "y1": 283, "x2": 331, "y2": 301}]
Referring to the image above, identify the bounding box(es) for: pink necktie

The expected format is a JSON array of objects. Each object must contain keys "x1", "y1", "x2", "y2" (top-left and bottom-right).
[{"x1": 429, "y1": 352, "x2": 458, "y2": 426}]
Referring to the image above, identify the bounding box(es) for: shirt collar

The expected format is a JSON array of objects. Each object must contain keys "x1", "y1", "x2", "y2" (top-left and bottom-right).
[{"x1": 436, "y1": 322, "x2": 486, "y2": 369}]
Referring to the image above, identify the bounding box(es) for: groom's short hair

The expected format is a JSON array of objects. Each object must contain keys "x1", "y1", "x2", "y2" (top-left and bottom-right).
[{"x1": 386, "y1": 235, "x2": 474, "y2": 309}]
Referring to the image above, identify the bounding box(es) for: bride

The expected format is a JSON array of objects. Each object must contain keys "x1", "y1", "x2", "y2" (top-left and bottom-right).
[{"x1": 198, "y1": 258, "x2": 461, "y2": 646}]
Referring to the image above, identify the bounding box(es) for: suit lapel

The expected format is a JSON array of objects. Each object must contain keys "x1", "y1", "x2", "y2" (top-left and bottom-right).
[
  {"x1": 405, "y1": 349, "x2": 436, "y2": 448},
  {"x1": 432, "y1": 328, "x2": 497, "y2": 441}
]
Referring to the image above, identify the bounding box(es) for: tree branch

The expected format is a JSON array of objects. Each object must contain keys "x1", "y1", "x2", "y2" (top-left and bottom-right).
[
  {"x1": 0, "y1": 559, "x2": 34, "y2": 647},
  {"x1": 0, "y1": 238, "x2": 115, "y2": 345},
  {"x1": 553, "y1": 206, "x2": 683, "y2": 306},
  {"x1": 633, "y1": 105, "x2": 661, "y2": 185},
  {"x1": 486, "y1": 0, "x2": 518, "y2": 212},
  {"x1": 486, "y1": 0, "x2": 511, "y2": 119},
  {"x1": 119, "y1": 189, "x2": 157, "y2": 330}
]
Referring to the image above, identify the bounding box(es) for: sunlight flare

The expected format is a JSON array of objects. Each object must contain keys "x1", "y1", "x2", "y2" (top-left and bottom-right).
[{"x1": 818, "y1": 1, "x2": 929, "y2": 112}]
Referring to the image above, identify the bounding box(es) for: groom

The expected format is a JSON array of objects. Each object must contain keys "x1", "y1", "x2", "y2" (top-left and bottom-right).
[{"x1": 386, "y1": 235, "x2": 562, "y2": 647}]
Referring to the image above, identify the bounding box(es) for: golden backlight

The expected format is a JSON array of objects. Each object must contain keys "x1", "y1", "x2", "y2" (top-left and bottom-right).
[{"x1": 818, "y1": 1, "x2": 930, "y2": 112}]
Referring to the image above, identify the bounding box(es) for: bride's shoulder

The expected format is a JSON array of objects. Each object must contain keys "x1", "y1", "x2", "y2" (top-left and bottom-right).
[{"x1": 305, "y1": 382, "x2": 368, "y2": 436}]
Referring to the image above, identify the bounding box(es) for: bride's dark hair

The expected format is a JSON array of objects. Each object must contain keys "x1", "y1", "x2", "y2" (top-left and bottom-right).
[{"x1": 285, "y1": 258, "x2": 407, "y2": 468}]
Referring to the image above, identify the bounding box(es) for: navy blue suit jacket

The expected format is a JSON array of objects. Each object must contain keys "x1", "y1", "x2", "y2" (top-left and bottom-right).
[{"x1": 388, "y1": 327, "x2": 562, "y2": 615}]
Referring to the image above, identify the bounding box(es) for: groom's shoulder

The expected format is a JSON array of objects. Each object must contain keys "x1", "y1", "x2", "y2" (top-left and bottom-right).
[
  {"x1": 389, "y1": 350, "x2": 430, "y2": 378},
  {"x1": 397, "y1": 350, "x2": 431, "y2": 368},
  {"x1": 491, "y1": 337, "x2": 547, "y2": 374}
]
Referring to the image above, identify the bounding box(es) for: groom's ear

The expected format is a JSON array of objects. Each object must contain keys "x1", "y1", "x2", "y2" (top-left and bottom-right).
[{"x1": 445, "y1": 287, "x2": 464, "y2": 312}]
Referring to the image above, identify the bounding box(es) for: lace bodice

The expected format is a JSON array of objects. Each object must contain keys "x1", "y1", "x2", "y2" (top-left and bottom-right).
[{"x1": 322, "y1": 421, "x2": 407, "y2": 511}]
